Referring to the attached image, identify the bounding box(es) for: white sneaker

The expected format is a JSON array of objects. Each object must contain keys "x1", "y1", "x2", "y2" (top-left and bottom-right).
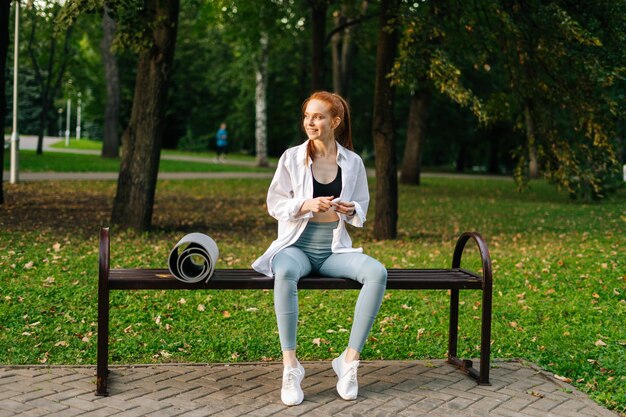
[
  {"x1": 332, "y1": 350, "x2": 359, "y2": 400},
  {"x1": 281, "y1": 362, "x2": 305, "y2": 406}
]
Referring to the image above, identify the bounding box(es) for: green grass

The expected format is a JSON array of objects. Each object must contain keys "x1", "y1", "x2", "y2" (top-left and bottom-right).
[
  {"x1": 50, "y1": 138, "x2": 277, "y2": 164},
  {"x1": 4, "y1": 149, "x2": 273, "y2": 173},
  {"x1": 51, "y1": 138, "x2": 103, "y2": 151},
  {"x1": 0, "y1": 176, "x2": 624, "y2": 413}
]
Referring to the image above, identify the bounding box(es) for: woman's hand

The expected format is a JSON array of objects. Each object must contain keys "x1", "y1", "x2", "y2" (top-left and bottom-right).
[
  {"x1": 302, "y1": 196, "x2": 335, "y2": 213},
  {"x1": 331, "y1": 200, "x2": 355, "y2": 216}
]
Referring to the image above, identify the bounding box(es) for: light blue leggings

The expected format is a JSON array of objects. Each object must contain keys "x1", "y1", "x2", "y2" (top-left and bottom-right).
[{"x1": 272, "y1": 221, "x2": 387, "y2": 352}]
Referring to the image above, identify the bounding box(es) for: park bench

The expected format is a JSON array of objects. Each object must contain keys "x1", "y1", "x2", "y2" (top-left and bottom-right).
[{"x1": 96, "y1": 227, "x2": 493, "y2": 396}]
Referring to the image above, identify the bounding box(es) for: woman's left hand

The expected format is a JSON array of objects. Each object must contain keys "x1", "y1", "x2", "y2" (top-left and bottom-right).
[{"x1": 331, "y1": 200, "x2": 355, "y2": 216}]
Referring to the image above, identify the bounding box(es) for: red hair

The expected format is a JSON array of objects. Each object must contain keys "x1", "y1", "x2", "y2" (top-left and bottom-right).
[{"x1": 302, "y1": 91, "x2": 353, "y2": 162}]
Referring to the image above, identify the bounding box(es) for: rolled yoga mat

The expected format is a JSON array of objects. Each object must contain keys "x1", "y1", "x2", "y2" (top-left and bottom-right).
[{"x1": 168, "y1": 233, "x2": 219, "y2": 283}]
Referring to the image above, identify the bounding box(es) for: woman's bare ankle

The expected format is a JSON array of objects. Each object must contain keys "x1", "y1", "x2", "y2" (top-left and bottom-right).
[{"x1": 283, "y1": 350, "x2": 298, "y2": 368}]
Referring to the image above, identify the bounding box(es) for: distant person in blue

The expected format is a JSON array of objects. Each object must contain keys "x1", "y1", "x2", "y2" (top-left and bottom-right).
[{"x1": 215, "y1": 123, "x2": 228, "y2": 162}]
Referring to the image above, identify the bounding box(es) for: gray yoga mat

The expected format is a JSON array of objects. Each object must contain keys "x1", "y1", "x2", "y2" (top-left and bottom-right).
[{"x1": 168, "y1": 233, "x2": 219, "y2": 283}]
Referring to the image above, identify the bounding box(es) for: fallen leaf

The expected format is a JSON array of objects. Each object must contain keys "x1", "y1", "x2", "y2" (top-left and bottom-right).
[
  {"x1": 155, "y1": 315, "x2": 162, "y2": 325},
  {"x1": 594, "y1": 339, "x2": 607, "y2": 347},
  {"x1": 197, "y1": 304, "x2": 205, "y2": 312},
  {"x1": 312, "y1": 338, "x2": 321, "y2": 346},
  {"x1": 528, "y1": 390, "x2": 545, "y2": 398},
  {"x1": 178, "y1": 298, "x2": 187, "y2": 304},
  {"x1": 554, "y1": 374, "x2": 572, "y2": 383},
  {"x1": 326, "y1": 329, "x2": 336, "y2": 333},
  {"x1": 55, "y1": 341, "x2": 69, "y2": 347},
  {"x1": 222, "y1": 311, "x2": 231, "y2": 318},
  {"x1": 53, "y1": 243, "x2": 61, "y2": 252},
  {"x1": 24, "y1": 261, "x2": 34, "y2": 269},
  {"x1": 82, "y1": 336, "x2": 90, "y2": 343}
]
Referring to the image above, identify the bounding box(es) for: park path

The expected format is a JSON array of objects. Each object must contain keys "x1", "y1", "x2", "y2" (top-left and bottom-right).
[
  {"x1": 4, "y1": 135, "x2": 511, "y2": 182},
  {"x1": 0, "y1": 359, "x2": 619, "y2": 417}
]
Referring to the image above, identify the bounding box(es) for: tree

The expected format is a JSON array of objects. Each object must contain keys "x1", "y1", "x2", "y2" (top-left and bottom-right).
[
  {"x1": 25, "y1": 0, "x2": 73, "y2": 154},
  {"x1": 309, "y1": 0, "x2": 329, "y2": 91},
  {"x1": 255, "y1": 31, "x2": 269, "y2": 167},
  {"x1": 100, "y1": 6, "x2": 120, "y2": 158},
  {"x1": 372, "y1": 0, "x2": 400, "y2": 240},
  {"x1": 330, "y1": 1, "x2": 371, "y2": 99},
  {"x1": 110, "y1": 0, "x2": 180, "y2": 230},
  {"x1": 60, "y1": 0, "x2": 180, "y2": 230},
  {"x1": 392, "y1": 0, "x2": 624, "y2": 198},
  {"x1": 400, "y1": 88, "x2": 429, "y2": 184},
  {"x1": 0, "y1": 0, "x2": 11, "y2": 205}
]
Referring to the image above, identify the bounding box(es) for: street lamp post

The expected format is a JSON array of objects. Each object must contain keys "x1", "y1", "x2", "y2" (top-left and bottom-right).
[
  {"x1": 9, "y1": 0, "x2": 20, "y2": 184},
  {"x1": 76, "y1": 92, "x2": 81, "y2": 140},
  {"x1": 65, "y1": 98, "x2": 71, "y2": 146}
]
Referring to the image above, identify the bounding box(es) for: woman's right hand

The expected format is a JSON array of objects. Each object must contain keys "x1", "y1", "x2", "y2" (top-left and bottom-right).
[{"x1": 302, "y1": 196, "x2": 334, "y2": 213}]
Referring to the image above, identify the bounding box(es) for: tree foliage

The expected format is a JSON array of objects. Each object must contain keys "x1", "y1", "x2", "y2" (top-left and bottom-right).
[{"x1": 392, "y1": 0, "x2": 625, "y2": 199}]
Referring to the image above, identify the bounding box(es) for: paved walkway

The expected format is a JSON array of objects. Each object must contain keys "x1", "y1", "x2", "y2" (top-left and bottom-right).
[
  {"x1": 0, "y1": 360, "x2": 618, "y2": 417},
  {"x1": 4, "y1": 135, "x2": 513, "y2": 182}
]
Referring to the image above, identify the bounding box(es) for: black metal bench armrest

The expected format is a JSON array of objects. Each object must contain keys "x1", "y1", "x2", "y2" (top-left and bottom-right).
[{"x1": 452, "y1": 232, "x2": 492, "y2": 291}]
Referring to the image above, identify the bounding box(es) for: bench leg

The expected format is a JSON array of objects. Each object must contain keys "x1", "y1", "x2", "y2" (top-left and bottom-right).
[
  {"x1": 447, "y1": 288, "x2": 491, "y2": 385},
  {"x1": 96, "y1": 228, "x2": 110, "y2": 396},
  {"x1": 479, "y1": 283, "x2": 492, "y2": 385},
  {"x1": 447, "y1": 290, "x2": 474, "y2": 376},
  {"x1": 448, "y1": 289, "x2": 459, "y2": 360},
  {"x1": 96, "y1": 279, "x2": 109, "y2": 396}
]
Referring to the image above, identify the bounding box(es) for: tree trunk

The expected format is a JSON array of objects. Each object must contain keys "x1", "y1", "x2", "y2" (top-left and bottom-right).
[
  {"x1": 0, "y1": 0, "x2": 10, "y2": 204},
  {"x1": 310, "y1": 1, "x2": 326, "y2": 91},
  {"x1": 331, "y1": 9, "x2": 344, "y2": 94},
  {"x1": 456, "y1": 142, "x2": 467, "y2": 172},
  {"x1": 331, "y1": 5, "x2": 357, "y2": 98},
  {"x1": 255, "y1": 32, "x2": 269, "y2": 167},
  {"x1": 487, "y1": 124, "x2": 504, "y2": 174},
  {"x1": 37, "y1": 95, "x2": 50, "y2": 153},
  {"x1": 101, "y1": 7, "x2": 120, "y2": 159},
  {"x1": 372, "y1": 0, "x2": 399, "y2": 240},
  {"x1": 400, "y1": 89, "x2": 429, "y2": 185},
  {"x1": 27, "y1": 7, "x2": 71, "y2": 155},
  {"x1": 111, "y1": 0, "x2": 179, "y2": 231},
  {"x1": 525, "y1": 102, "x2": 539, "y2": 178}
]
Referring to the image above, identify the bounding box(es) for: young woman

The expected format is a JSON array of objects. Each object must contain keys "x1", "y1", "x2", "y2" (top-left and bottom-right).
[{"x1": 252, "y1": 91, "x2": 387, "y2": 406}]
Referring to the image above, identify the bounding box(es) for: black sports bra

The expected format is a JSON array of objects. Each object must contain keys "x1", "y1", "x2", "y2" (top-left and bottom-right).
[{"x1": 312, "y1": 166, "x2": 342, "y2": 198}]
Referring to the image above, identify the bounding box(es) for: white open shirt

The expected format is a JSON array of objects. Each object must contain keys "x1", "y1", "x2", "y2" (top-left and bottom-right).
[{"x1": 252, "y1": 140, "x2": 370, "y2": 277}]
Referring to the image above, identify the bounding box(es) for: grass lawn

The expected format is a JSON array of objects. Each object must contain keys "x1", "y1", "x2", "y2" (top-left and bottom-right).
[
  {"x1": 50, "y1": 138, "x2": 275, "y2": 164},
  {"x1": 0, "y1": 176, "x2": 624, "y2": 413},
  {"x1": 4, "y1": 149, "x2": 273, "y2": 173}
]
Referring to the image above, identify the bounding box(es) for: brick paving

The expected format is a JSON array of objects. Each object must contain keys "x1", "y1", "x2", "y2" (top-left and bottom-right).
[{"x1": 0, "y1": 360, "x2": 619, "y2": 416}]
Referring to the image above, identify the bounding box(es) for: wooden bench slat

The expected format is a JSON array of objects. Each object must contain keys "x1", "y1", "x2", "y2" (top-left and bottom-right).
[{"x1": 108, "y1": 268, "x2": 483, "y2": 290}]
